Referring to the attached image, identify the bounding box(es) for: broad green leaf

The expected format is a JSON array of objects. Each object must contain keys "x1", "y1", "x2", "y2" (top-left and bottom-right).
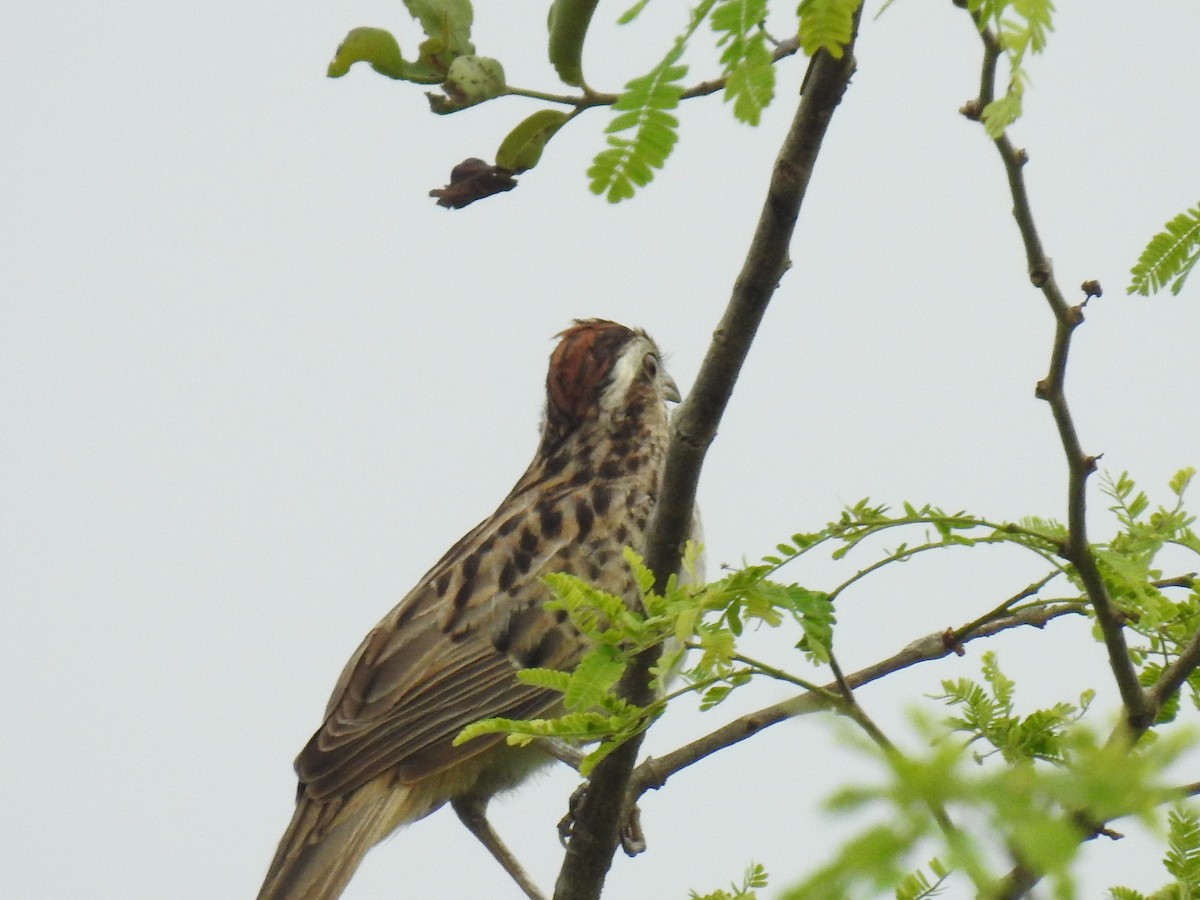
[
  {"x1": 328, "y1": 28, "x2": 420, "y2": 81},
  {"x1": 548, "y1": 0, "x2": 599, "y2": 87},
  {"x1": 496, "y1": 109, "x2": 570, "y2": 171}
]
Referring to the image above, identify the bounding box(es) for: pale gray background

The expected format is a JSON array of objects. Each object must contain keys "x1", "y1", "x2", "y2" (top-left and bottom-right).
[{"x1": 4, "y1": 1, "x2": 1200, "y2": 897}]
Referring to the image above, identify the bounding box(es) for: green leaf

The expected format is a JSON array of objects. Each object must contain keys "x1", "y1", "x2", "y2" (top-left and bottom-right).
[
  {"x1": 328, "y1": 1, "x2": 476, "y2": 84},
  {"x1": 968, "y1": 0, "x2": 1055, "y2": 135},
  {"x1": 700, "y1": 683, "x2": 732, "y2": 711},
  {"x1": 1128, "y1": 204, "x2": 1200, "y2": 296},
  {"x1": 796, "y1": 0, "x2": 860, "y2": 59},
  {"x1": 618, "y1": 0, "x2": 654, "y2": 25},
  {"x1": 542, "y1": 571, "x2": 642, "y2": 642},
  {"x1": 495, "y1": 109, "x2": 570, "y2": 172},
  {"x1": 895, "y1": 857, "x2": 950, "y2": 900},
  {"x1": 690, "y1": 862, "x2": 769, "y2": 900},
  {"x1": 564, "y1": 644, "x2": 626, "y2": 711},
  {"x1": 514, "y1": 667, "x2": 571, "y2": 693},
  {"x1": 547, "y1": 0, "x2": 599, "y2": 87},
  {"x1": 711, "y1": 0, "x2": 776, "y2": 125},
  {"x1": 588, "y1": 2, "x2": 715, "y2": 201},
  {"x1": 404, "y1": 0, "x2": 475, "y2": 58},
  {"x1": 623, "y1": 546, "x2": 657, "y2": 595},
  {"x1": 1164, "y1": 806, "x2": 1200, "y2": 889},
  {"x1": 327, "y1": 28, "x2": 430, "y2": 82},
  {"x1": 981, "y1": 91, "x2": 1022, "y2": 139},
  {"x1": 1170, "y1": 467, "x2": 1196, "y2": 498}
]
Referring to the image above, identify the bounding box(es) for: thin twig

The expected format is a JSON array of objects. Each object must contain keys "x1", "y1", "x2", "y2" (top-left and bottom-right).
[
  {"x1": 501, "y1": 38, "x2": 801, "y2": 108},
  {"x1": 953, "y1": 571, "x2": 1060, "y2": 642},
  {"x1": 550, "y1": 20, "x2": 860, "y2": 900},
  {"x1": 1154, "y1": 574, "x2": 1197, "y2": 591},
  {"x1": 1145, "y1": 628, "x2": 1200, "y2": 727}
]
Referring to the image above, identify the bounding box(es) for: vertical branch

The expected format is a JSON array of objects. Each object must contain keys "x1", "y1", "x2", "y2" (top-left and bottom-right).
[
  {"x1": 551, "y1": 12, "x2": 864, "y2": 900},
  {"x1": 964, "y1": 19, "x2": 1149, "y2": 732}
]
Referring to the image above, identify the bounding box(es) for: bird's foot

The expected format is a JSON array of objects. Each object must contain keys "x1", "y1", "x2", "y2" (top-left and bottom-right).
[{"x1": 557, "y1": 784, "x2": 647, "y2": 857}]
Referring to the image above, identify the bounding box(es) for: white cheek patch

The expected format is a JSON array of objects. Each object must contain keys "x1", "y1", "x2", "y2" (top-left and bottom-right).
[{"x1": 600, "y1": 339, "x2": 649, "y2": 411}]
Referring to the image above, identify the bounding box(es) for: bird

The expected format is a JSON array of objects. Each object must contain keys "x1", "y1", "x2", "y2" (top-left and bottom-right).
[{"x1": 257, "y1": 319, "x2": 683, "y2": 900}]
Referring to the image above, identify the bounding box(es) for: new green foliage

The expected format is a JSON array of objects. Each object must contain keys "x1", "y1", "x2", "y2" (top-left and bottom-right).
[
  {"x1": 711, "y1": 0, "x2": 776, "y2": 125},
  {"x1": 934, "y1": 651, "x2": 1093, "y2": 765},
  {"x1": 588, "y1": 2, "x2": 713, "y2": 201},
  {"x1": 966, "y1": 0, "x2": 1056, "y2": 137},
  {"x1": 1128, "y1": 204, "x2": 1200, "y2": 297},
  {"x1": 689, "y1": 862, "x2": 769, "y2": 900},
  {"x1": 797, "y1": 0, "x2": 860, "y2": 59},
  {"x1": 1110, "y1": 807, "x2": 1200, "y2": 898},
  {"x1": 448, "y1": 470, "x2": 1198, "y2": 894},
  {"x1": 1096, "y1": 470, "x2": 1200, "y2": 721},
  {"x1": 894, "y1": 858, "x2": 950, "y2": 900}
]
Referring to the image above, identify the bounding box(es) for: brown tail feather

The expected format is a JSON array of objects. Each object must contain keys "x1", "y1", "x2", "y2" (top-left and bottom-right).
[{"x1": 256, "y1": 779, "x2": 419, "y2": 900}]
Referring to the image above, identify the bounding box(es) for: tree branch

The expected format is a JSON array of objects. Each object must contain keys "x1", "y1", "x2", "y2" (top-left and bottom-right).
[
  {"x1": 632, "y1": 602, "x2": 1084, "y2": 797},
  {"x1": 964, "y1": 15, "x2": 1149, "y2": 732},
  {"x1": 551, "y1": 21, "x2": 861, "y2": 900},
  {"x1": 963, "y1": 10, "x2": 1165, "y2": 896}
]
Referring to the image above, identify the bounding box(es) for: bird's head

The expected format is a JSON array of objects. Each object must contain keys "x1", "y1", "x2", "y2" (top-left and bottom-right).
[{"x1": 543, "y1": 319, "x2": 679, "y2": 442}]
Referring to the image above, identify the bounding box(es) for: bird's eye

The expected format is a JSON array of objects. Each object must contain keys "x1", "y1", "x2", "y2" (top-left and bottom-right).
[{"x1": 642, "y1": 353, "x2": 659, "y2": 380}]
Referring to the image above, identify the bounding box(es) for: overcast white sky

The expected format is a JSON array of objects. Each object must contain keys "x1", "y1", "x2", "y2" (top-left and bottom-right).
[{"x1": 5, "y1": 1, "x2": 1200, "y2": 898}]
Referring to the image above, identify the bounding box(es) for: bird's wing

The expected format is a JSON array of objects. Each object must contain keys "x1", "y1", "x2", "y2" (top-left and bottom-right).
[{"x1": 295, "y1": 499, "x2": 599, "y2": 802}]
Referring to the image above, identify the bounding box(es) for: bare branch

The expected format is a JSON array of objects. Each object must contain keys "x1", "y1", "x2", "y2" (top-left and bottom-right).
[
  {"x1": 964, "y1": 14, "x2": 1149, "y2": 732},
  {"x1": 551, "y1": 21, "x2": 861, "y2": 900}
]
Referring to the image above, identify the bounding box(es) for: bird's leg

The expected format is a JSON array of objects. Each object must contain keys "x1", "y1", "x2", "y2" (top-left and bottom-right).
[
  {"x1": 556, "y1": 784, "x2": 647, "y2": 856},
  {"x1": 451, "y1": 795, "x2": 548, "y2": 900}
]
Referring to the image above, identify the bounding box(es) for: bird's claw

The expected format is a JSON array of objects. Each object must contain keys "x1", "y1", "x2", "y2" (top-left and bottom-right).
[{"x1": 556, "y1": 784, "x2": 647, "y2": 857}]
